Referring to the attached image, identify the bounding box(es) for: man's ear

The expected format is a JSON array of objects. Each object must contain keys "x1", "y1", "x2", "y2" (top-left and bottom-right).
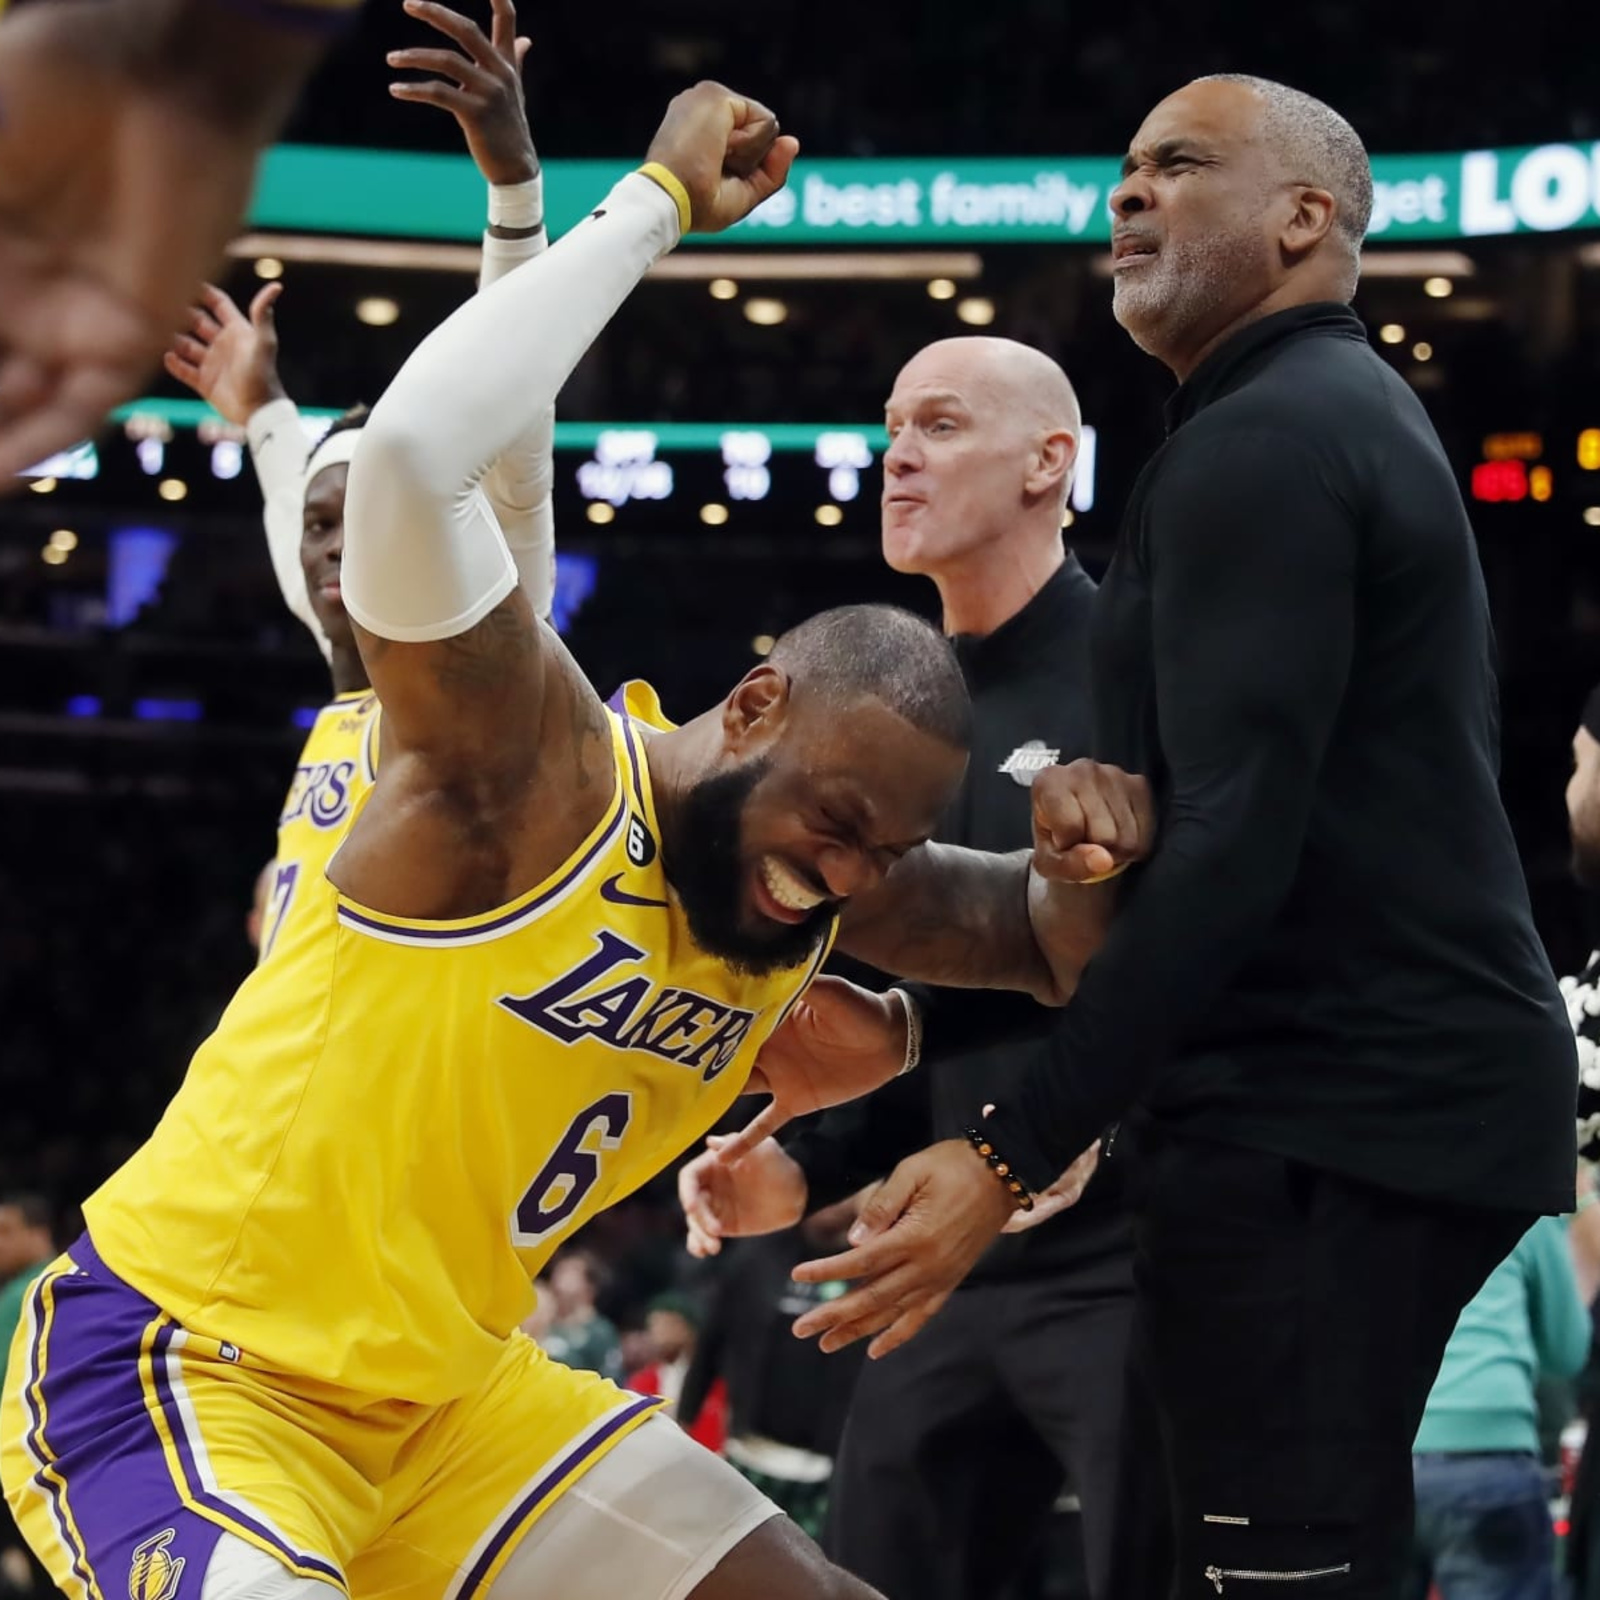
[
  {"x1": 722, "y1": 663, "x2": 792, "y2": 754},
  {"x1": 1280, "y1": 183, "x2": 1337, "y2": 266},
  {"x1": 1025, "y1": 426, "x2": 1078, "y2": 503}
]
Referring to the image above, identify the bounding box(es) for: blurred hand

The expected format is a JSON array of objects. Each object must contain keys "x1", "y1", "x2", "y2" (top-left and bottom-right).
[
  {"x1": 1032, "y1": 759, "x2": 1156, "y2": 884},
  {"x1": 678, "y1": 1134, "x2": 808, "y2": 1258},
  {"x1": 163, "y1": 283, "x2": 286, "y2": 426},
  {"x1": 387, "y1": 0, "x2": 539, "y2": 188},
  {"x1": 792, "y1": 1139, "x2": 1015, "y2": 1358},
  {"x1": 644, "y1": 82, "x2": 799, "y2": 233},
  {"x1": 714, "y1": 978, "x2": 906, "y2": 1162},
  {"x1": 0, "y1": 0, "x2": 321, "y2": 481}
]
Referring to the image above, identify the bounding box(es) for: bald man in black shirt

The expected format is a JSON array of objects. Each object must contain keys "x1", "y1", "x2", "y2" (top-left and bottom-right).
[{"x1": 784, "y1": 75, "x2": 1577, "y2": 1599}]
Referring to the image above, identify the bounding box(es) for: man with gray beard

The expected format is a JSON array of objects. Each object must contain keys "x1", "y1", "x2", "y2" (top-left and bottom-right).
[{"x1": 781, "y1": 76, "x2": 1577, "y2": 1598}]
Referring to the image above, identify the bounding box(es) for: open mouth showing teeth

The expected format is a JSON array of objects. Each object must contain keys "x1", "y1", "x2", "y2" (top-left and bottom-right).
[{"x1": 761, "y1": 856, "x2": 825, "y2": 914}]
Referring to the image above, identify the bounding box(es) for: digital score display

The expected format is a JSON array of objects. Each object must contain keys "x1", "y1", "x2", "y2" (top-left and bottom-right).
[
  {"x1": 1469, "y1": 429, "x2": 1597, "y2": 510},
  {"x1": 571, "y1": 424, "x2": 1099, "y2": 515}
]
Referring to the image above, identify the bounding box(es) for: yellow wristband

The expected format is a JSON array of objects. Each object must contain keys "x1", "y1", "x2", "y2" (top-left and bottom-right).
[
  {"x1": 637, "y1": 163, "x2": 693, "y2": 237},
  {"x1": 1078, "y1": 860, "x2": 1131, "y2": 887}
]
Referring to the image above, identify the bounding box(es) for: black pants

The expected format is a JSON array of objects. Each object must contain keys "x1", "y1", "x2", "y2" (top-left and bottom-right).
[
  {"x1": 824, "y1": 1271, "x2": 1160, "y2": 1600},
  {"x1": 1130, "y1": 1126, "x2": 1530, "y2": 1599}
]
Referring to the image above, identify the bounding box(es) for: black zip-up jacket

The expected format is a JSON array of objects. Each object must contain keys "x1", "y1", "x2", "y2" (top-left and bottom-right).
[
  {"x1": 784, "y1": 557, "x2": 1134, "y2": 1288},
  {"x1": 969, "y1": 303, "x2": 1575, "y2": 1213}
]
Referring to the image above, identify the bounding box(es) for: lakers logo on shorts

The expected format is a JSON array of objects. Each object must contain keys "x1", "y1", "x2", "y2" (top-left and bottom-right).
[{"x1": 129, "y1": 1529, "x2": 185, "y2": 1600}]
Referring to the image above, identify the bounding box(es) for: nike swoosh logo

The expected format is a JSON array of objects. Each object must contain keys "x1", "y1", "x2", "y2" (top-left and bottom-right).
[{"x1": 600, "y1": 873, "x2": 669, "y2": 909}]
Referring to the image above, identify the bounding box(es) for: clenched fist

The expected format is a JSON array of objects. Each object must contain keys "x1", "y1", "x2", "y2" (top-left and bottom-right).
[
  {"x1": 644, "y1": 82, "x2": 799, "y2": 234},
  {"x1": 1032, "y1": 759, "x2": 1156, "y2": 884}
]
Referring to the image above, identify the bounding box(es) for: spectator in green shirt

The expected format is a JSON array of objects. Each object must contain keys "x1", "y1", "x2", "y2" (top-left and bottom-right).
[
  {"x1": 538, "y1": 1250, "x2": 623, "y2": 1383},
  {"x1": 0, "y1": 1194, "x2": 54, "y2": 1354},
  {"x1": 1408, "y1": 1178, "x2": 1600, "y2": 1600}
]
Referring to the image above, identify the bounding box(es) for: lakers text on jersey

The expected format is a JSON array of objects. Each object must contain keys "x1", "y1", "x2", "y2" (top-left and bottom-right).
[{"x1": 257, "y1": 692, "x2": 380, "y2": 964}]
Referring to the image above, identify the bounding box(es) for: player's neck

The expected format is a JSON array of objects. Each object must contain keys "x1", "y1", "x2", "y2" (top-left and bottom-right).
[
  {"x1": 638, "y1": 717, "x2": 718, "y2": 850},
  {"x1": 329, "y1": 644, "x2": 370, "y2": 697},
  {"x1": 933, "y1": 536, "x2": 1065, "y2": 638}
]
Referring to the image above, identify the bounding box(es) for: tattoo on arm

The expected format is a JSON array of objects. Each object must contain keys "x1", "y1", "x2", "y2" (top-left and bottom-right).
[
  {"x1": 432, "y1": 605, "x2": 539, "y2": 694},
  {"x1": 569, "y1": 682, "x2": 608, "y2": 791},
  {"x1": 837, "y1": 846, "x2": 1058, "y2": 1000}
]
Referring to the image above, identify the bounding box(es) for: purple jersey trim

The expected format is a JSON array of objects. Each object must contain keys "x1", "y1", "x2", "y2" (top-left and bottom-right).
[
  {"x1": 147, "y1": 1326, "x2": 346, "y2": 1588},
  {"x1": 459, "y1": 1395, "x2": 661, "y2": 1599},
  {"x1": 335, "y1": 792, "x2": 624, "y2": 944},
  {"x1": 768, "y1": 930, "x2": 834, "y2": 1034},
  {"x1": 18, "y1": 1266, "x2": 103, "y2": 1600},
  {"x1": 616, "y1": 711, "x2": 650, "y2": 815}
]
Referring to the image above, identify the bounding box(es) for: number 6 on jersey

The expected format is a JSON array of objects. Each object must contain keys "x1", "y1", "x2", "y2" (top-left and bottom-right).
[{"x1": 512, "y1": 1092, "x2": 633, "y2": 1246}]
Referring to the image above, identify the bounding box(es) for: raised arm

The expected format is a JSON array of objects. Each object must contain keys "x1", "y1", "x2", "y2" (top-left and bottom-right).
[
  {"x1": 389, "y1": 0, "x2": 558, "y2": 618},
  {"x1": 332, "y1": 86, "x2": 797, "y2": 918},
  {"x1": 163, "y1": 283, "x2": 326, "y2": 649}
]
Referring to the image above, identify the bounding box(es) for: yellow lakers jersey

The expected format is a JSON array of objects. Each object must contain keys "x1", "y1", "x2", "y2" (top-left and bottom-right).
[
  {"x1": 85, "y1": 681, "x2": 828, "y2": 1405},
  {"x1": 258, "y1": 690, "x2": 380, "y2": 963}
]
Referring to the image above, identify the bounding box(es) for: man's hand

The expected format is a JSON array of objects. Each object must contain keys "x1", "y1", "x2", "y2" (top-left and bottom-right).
[
  {"x1": 1032, "y1": 759, "x2": 1157, "y2": 884},
  {"x1": 792, "y1": 1139, "x2": 1015, "y2": 1358},
  {"x1": 645, "y1": 83, "x2": 799, "y2": 234},
  {"x1": 1001, "y1": 1139, "x2": 1101, "y2": 1233},
  {"x1": 0, "y1": 0, "x2": 325, "y2": 481},
  {"x1": 679, "y1": 1134, "x2": 809, "y2": 1258},
  {"x1": 388, "y1": 0, "x2": 539, "y2": 188},
  {"x1": 715, "y1": 978, "x2": 906, "y2": 1161},
  {"x1": 163, "y1": 283, "x2": 286, "y2": 426}
]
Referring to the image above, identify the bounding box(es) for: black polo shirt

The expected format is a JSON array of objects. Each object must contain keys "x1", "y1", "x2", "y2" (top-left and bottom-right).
[
  {"x1": 787, "y1": 556, "x2": 1132, "y2": 1286},
  {"x1": 982, "y1": 302, "x2": 1575, "y2": 1215}
]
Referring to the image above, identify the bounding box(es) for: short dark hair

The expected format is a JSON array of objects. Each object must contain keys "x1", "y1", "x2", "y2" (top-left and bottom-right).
[
  {"x1": 0, "y1": 1193, "x2": 52, "y2": 1233},
  {"x1": 304, "y1": 403, "x2": 369, "y2": 471},
  {"x1": 1200, "y1": 74, "x2": 1373, "y2": 288},
  {"x1": 554, "y1": 1247, "x2": 608, "y2": 1294},
  {"x1": 768, "y1": 604, "x2": 972, "y2": 751}
]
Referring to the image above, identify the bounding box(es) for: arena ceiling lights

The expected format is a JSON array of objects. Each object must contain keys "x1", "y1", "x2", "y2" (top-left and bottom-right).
[{"x1": 226, "y1": 234, "x2": 984, "y2": 282}]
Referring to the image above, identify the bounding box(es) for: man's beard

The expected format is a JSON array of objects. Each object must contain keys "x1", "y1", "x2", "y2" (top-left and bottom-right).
[
  {"x1": 662, "y1": 759, "x2": 832, "y2": 979},
  {"x1": 1112, "y1": 228, "x2": 1258, "y2": 361}
]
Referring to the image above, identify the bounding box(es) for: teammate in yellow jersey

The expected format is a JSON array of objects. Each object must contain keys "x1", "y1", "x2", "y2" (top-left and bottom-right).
[
  {"x1": 162, "y1": 0, "x2": 556, "y2": 960},
  {"x1": 1, "y1": 80, "x2": 1154, "y2": 1600}
]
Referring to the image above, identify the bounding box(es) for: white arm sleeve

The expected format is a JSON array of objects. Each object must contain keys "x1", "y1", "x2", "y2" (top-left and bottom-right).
[
  {"x1": 478, "y1": 188, "x2": 556, "y2": 621},
  {"x1": 246, "y1": 397, "x2": 330, "y2": 660},
  {"x1": 343, "y1": 173, "x2": 679, "y2": 644}
]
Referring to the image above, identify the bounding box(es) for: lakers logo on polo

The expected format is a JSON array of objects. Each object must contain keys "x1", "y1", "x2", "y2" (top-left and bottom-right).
[
  {"x1": 129, "y1": 1530, "x2": 185, "y2": 1600},
  {"x1": 998, "y1": 740, "x2": 1060, "y2": 787}
]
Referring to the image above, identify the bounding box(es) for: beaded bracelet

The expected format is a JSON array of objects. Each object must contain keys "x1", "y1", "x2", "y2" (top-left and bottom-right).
[{"x1": 963, "y1": 1126, "x2": 1035, "y2": 1212}]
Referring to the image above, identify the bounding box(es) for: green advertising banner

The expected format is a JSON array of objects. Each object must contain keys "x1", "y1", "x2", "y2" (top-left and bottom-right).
[{"x1": 249, "y1": 141, "x2": 1600, "y2": 246}]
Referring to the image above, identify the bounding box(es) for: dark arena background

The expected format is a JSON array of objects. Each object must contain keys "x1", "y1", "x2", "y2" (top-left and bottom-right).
[{"x1": 2, "y1": 5, "x2": 1599, "y2": 1596}]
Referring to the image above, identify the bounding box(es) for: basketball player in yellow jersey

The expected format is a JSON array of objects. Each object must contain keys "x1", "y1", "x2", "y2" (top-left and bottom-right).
[
  {"x1": 1, "y1": 81, "x2": 1153, "y2": 1600},
  {"x1": 160, "y1": 0, "x2": 558, "y2": 962}
]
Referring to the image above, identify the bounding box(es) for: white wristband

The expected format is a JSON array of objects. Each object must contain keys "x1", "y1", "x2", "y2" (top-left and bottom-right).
[
  {"x1": 488, "y1": 175, "x2": 544, "y2": 232},
  {"x1": 890, "y1": 988, "x2": 923, "y2": 1077}
]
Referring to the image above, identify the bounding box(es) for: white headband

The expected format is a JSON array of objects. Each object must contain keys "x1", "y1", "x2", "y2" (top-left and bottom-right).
[{"x1": 303, "y1": 424, "x2": 362, "y2": 493}]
